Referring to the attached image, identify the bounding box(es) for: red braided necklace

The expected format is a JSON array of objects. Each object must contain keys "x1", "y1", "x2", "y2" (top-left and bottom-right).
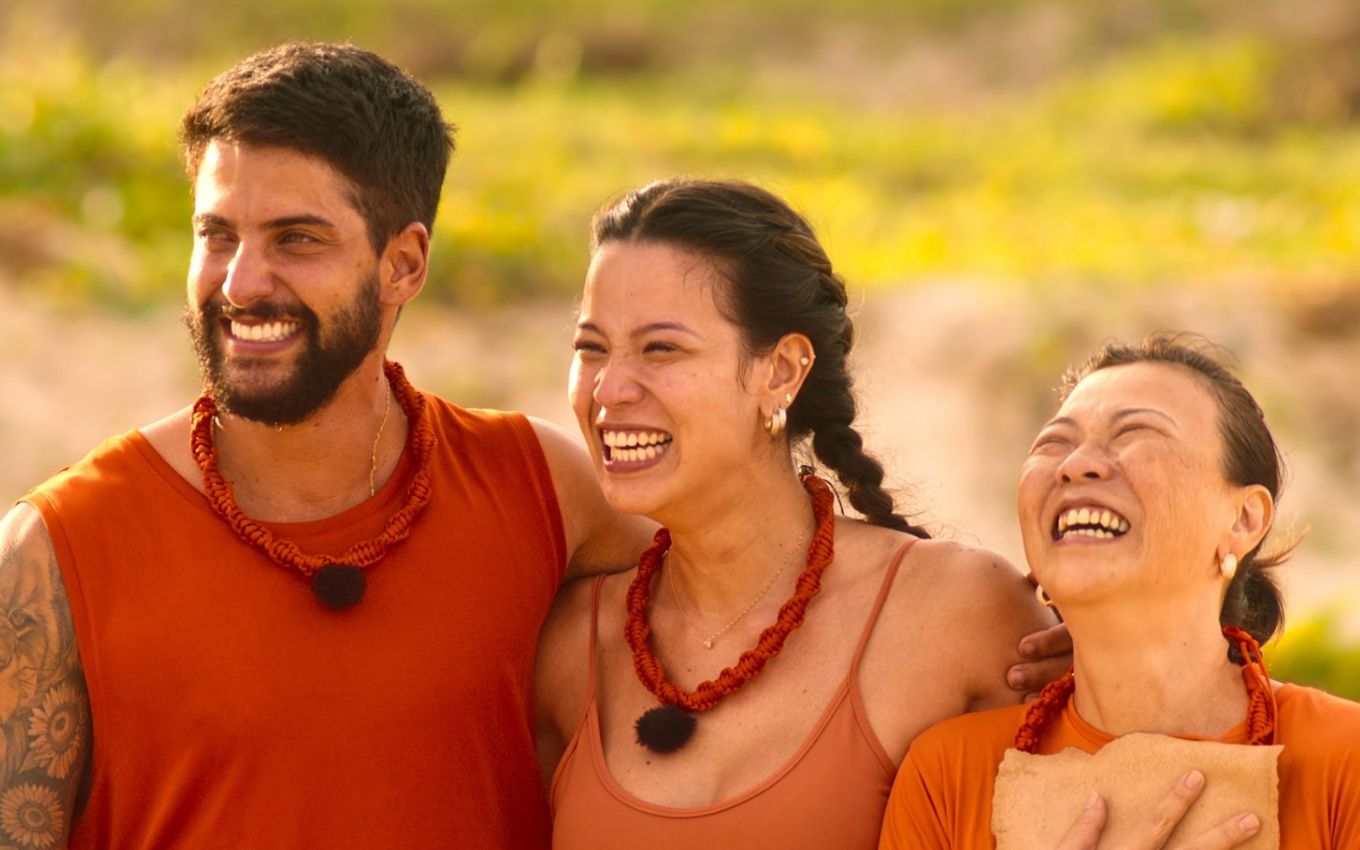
[
  {"x1": 1014, "y1": 624, "x2": 1277, "y2": 753},
  {"x1": 624, "y1": 472, "x2": 836, "y2": 753},
  {"x1": 189, "y1": 359, "x2": 436, "y2": 611}
]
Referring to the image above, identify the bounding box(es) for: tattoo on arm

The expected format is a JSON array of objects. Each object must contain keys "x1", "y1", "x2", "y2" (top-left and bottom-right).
[{"x1": 0, "y1": 504, "x2": 89, "y2": 848}]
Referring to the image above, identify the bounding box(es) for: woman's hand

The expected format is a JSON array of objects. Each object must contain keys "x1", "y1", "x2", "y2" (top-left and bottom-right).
[
  {"x1": 1056, "y1": 771, "x2": 1261, "y2": 850},
  {"x1": 1008, "y1": 622, "x2": 1074, "y2": 699}
]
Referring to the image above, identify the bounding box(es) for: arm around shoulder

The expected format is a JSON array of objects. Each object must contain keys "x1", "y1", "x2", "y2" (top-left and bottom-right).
[
  {"x1": 0, "y1": 502, "x2": 89, "y2": 846},
  {"x1": 529, "y1": 417, "x2": 655, "y2": 581}
]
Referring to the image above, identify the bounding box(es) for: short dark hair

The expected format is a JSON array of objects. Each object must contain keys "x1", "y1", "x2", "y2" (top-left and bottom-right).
[
  {"x1": 180, "y1": 42, "x2": 455, "y2": 253},
  {"x1": 1059, "y1": 333, "x2": 1290, "y2": 653},
  {"x1": 592, "y1": 178, "x2": 928, "y2": 537}
]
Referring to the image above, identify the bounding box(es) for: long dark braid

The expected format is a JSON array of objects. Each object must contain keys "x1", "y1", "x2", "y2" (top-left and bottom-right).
[{"x1": 592, "y1": 179, "x2": 929, "y2": 537}]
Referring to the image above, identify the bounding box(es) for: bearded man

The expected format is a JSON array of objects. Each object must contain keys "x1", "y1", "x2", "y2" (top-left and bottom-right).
[{"x1": 0, "y1": 42, "x2": 652, "y2": 849}]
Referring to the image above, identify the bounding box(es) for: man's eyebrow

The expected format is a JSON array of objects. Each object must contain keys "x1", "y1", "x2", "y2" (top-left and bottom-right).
[
  {"x1": 191, "y1": 213, "x2": 338, "y2": 229},
  {"x1": 193, "y1": 213, "x2": 230, "y2": 228}
]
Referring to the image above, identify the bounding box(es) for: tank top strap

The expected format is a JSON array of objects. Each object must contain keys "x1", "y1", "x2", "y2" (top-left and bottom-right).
[
  {"x1": 586, "y1": 573, "x2": 608, "y2": 696},
  {"x1": 849, "y1": 537, "x2": 918, "y2": 675}
]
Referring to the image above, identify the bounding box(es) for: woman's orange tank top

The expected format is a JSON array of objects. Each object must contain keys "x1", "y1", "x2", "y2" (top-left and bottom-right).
[{"x1": 550, "y1": 539, "x2": 916, "y2": 849}]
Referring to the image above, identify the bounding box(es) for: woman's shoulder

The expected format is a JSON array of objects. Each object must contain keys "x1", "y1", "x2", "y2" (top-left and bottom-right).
[
  {"x1": 1276, "y1": 682, "x2": 1360, "y2": 752},
  {"x1": 833, "y1": 522, "x2": 1031, "y2": 599},
  {"x1": 885, "y1": 536, "x2": 1052, "y2": 651}
]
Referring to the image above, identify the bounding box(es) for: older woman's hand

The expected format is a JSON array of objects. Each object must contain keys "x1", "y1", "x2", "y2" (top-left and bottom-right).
[{"x1": 1055, "y1": 771, "x2": 1261, "y2": 850}]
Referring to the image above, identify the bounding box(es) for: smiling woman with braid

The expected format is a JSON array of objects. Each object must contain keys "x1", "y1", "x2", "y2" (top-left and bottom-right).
[
  {"x1": 535, "y1": 179, "x2": 1071, "y2": 848},
  {"x1": 878, "y1": 336, "x2": 1360, "y2": 849}
]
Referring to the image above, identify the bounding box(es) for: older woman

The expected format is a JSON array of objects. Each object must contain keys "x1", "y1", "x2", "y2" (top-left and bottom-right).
[
  {"x1": 535, "y1": 179, "x2": 1065, "y2": 848},
  {"x1": 879, "y1": 336, "x2": 1360, "y2": 848}
]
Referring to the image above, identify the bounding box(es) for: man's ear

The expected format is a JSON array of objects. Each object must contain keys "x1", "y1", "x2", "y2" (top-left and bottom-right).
[{"x1": 379, "y1": 222, "x2": 430, "y2": 307}]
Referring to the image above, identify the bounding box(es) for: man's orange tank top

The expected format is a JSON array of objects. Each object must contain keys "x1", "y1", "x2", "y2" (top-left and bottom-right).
[
  {"x1": 550, "y1": 539, "x2": 916, "y2": 849},
  {"x1": 25, "y1": 398, "x2": 565, "y2": 850}
]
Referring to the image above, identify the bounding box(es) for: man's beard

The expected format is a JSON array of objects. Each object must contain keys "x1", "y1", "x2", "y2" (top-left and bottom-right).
[{"x1": 185, "y1": 274, "x2": 383, "y2": 426}]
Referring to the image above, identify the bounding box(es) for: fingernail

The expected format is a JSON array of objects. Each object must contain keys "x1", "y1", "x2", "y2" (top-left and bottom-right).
[
  {"x1": 1007, "y1": 670, "x2": 1025, "y2": 688},
  {"x1": 1018, "y1": 640, "x2": 1034, "y2": 658},
  {"x1": 1084, "y1": 791, "x2": 1100, "y2": 810},
  {"x1": 1182, "y1": 770, "x2": 1204, "y2": 790},
  {"x1": 1238, "y1": 814, "x2": 1260, "y2": 834}
]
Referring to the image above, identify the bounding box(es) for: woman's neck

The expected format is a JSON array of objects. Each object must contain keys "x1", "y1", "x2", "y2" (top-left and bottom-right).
[
  {"x1": 660, "y1": 466, "x2": 819, "y2": 616},
  {"x1": 1064, "y1": 596, "x2": 1248, "y2": 739}
]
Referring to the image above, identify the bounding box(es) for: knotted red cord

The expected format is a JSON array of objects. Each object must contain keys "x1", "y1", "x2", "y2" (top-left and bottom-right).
[
  {"x1": 625, "y1": 473, "x2": 836, "y2": 712},
  {"x1": 189, "y1": 359, "x2": 436, "y2": 577}
]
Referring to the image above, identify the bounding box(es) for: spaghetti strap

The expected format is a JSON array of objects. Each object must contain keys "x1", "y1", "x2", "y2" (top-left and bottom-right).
[
  {"x1": 586, "y1": 573, "x2": 608, "y2": 696},
  {"x1": 849, "y1": 538, "x2": 917, "y2": 675}
]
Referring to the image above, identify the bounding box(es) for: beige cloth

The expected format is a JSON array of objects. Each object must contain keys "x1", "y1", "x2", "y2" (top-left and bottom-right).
[{"x1": 992, "y1": 733, "x2": 1280, "y2": 849}]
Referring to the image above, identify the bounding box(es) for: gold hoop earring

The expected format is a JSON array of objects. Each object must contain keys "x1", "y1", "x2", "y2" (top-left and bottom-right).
[
  {"x1": 1035, "y1": 583, "x2": 1055, "y2": 608},
  {"x1": 765, "y1": 406, "x2": 787, "y2": 437},
  {"x1": 1220, "y1": 552, "x2": 1239, "y2": 581}
]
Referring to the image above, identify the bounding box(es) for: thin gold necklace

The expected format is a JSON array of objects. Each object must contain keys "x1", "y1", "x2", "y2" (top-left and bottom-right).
[
  {"x1": 665, "y1": 550, "x2": 790, "y2": 649},
  {"x1": 368, "y1": 378, "x2": 392, "y2": 497}
]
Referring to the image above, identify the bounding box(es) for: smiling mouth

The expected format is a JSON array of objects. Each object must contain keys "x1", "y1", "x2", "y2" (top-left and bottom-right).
[
  {"x1": 227, "y1": 319, "x2": 304, "y2": 343},
  {"x1": 1053, "y1": 506, "x2": 1131, "y2": 541},
  {"x1": 601, "y1": 428, "x2": 673, "y2": 464}
]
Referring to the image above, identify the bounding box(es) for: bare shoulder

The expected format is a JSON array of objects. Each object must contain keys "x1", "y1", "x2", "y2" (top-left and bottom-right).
[
  {"x1": 0, "y1": 503, "x2": 89, "y2": 845},
  {"x1": 527, "y1": 417, "x2": 654, "y2": 581},
  {"x1": 534, "y1": 573, "x2": 604, "y2": 786},
  {"x1": 880, "y1": 537, "x2": 1056, "y2": 702},
  {"x1": 901, "y1": 538, "x2": 1031, "y2": 594}
]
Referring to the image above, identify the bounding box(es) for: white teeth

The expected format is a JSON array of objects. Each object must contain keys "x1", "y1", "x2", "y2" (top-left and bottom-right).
[
  {"x1": 603, "y1": 429, "x2": 671, "y2": 465},
  {"x1": 231, "y1": 320, "x2": 299, "y2": 343},
  {"x1": 1056, "y1": 506, "x2": 1131, "y2": 539},
  {"x1": 602, "y1": 429, "x2": 672, "y2": 451}
]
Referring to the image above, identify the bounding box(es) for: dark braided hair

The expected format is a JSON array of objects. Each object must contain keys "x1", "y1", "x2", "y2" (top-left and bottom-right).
[
  {"x1": 1059, "y1": 334, "x2": 1292, "y2": 659},
  {"x1": 591, "y1": 178, "x2": 928, "y2": 537}
]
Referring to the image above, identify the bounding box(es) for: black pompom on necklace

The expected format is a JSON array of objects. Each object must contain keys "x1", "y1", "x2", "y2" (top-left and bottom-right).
[{"x1": 189, "y1": 360, "x2": 436, "y2": 610}]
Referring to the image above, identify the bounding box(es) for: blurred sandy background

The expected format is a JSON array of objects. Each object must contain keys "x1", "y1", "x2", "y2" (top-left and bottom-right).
[{"x1": 1, "y1": 0, "x2": 1357, "y2": 671}]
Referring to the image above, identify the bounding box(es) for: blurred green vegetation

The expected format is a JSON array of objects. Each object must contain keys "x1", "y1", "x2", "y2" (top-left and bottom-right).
[
  {"x1": 1268, "y1": 614, "x2": 1360, "y2": 701},
  {"x1": 4, "y1": 0, "x2": 1360, "y2": 308}
]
